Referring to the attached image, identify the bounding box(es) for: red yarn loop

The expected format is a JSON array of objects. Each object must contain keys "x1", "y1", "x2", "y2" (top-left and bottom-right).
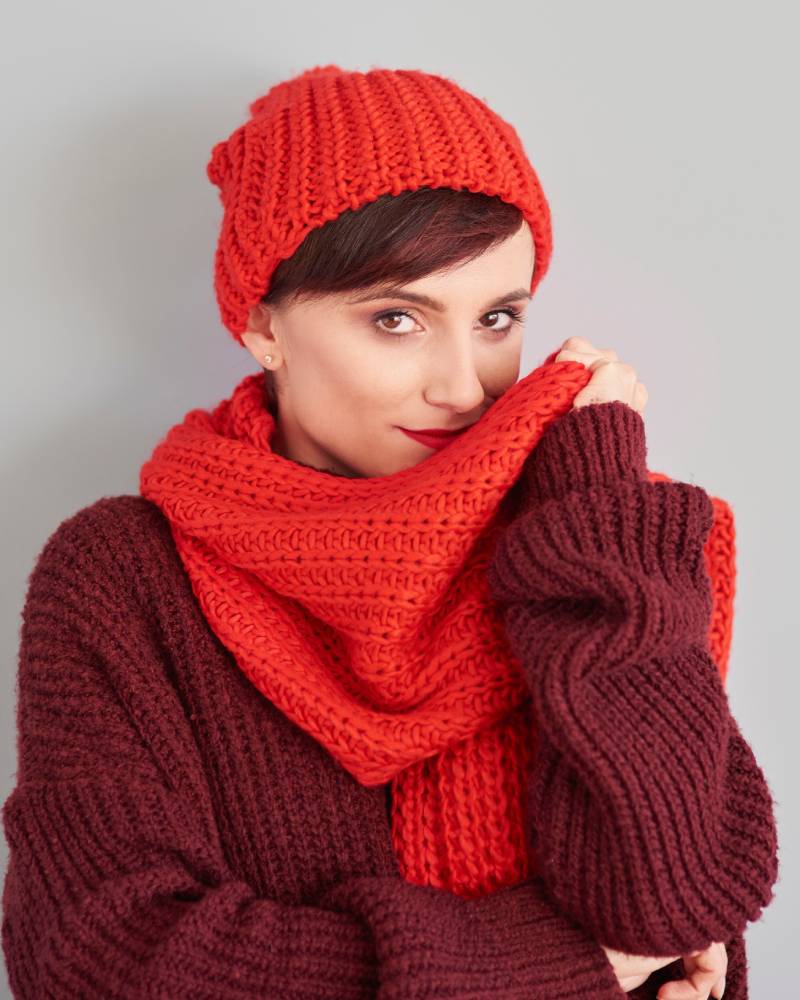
[{"x1": 206, "y1": 140, "x2": 230, "y2": 188}]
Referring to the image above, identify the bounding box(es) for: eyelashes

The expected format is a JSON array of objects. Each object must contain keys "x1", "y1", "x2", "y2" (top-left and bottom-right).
[{"x1": 371, "y1": 306, "x2": 525, "y2": 339}]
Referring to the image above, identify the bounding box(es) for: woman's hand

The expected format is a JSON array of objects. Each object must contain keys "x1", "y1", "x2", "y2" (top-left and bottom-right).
[
  {"x1": 659, "y1": 941, "x2": 728, "y2": 999},
  {"x1": 601, "y1": 940, "x2": 728, "y2": 997},
  {"x1": 553, "y1": 336, "x2": 649, "y2": 415},
  {"x1": 600, "y1": 943, "x2": 682, "y2": 991}
]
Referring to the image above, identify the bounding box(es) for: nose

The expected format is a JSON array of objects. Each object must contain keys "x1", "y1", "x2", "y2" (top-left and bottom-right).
[{"x1": 423, "y1": 343, "x2": 485, "y2": 414}]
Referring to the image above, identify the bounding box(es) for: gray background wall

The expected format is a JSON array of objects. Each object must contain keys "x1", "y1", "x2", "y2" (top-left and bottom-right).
[{"x1": 2, "y1": 1, "x2": 796, "y2": 994}]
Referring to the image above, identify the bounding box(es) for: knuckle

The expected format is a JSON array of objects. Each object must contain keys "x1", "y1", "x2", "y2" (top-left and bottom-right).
[{"x1": 563, "y1": 335, "x2": 592, "y2": 350}]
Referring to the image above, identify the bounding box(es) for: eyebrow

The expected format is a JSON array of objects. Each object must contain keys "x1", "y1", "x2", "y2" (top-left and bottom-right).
[{"x1": 345, "y1": 285, "x2": 533, "y2": 312}]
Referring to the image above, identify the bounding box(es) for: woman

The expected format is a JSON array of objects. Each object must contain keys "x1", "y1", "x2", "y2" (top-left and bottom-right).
[{"x1": 1, "y1": 65, "x2": 778, "y2": 999}]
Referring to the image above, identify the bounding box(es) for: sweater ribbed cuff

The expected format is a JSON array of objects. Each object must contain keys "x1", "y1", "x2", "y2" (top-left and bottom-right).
[
  {"x1": 473, "y1": 879, "x2": 625, "y2": 999},
  {"x1": 521, "y1": 400, "x2": 647, "y2": 507},
  {"x1": 317, "y1": 875, "x2": 625, "y2": 999}
]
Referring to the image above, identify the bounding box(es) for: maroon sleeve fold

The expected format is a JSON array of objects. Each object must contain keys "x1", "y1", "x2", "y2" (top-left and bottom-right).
[
  {"x1": 2, "y1": 509, "x2": 626, "y2": 1000},
  {"x1": 487, "y1": 401, "x2": 779, "y2": 969},
  {"x1": 2, "y1": 780, "x2": 625, "y2": 1000}
]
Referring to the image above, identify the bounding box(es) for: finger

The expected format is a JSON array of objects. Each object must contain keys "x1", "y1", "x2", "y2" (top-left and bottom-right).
[
  {"x1": 555, "y1": 350, "x2": 614, "y2": 377},
  {"x1": 557, "y1": 339, "x2": 620, "y2": 369},
  {"x1": 689, "y1": 941, "x2": 727, "y2": 976},
  {"x1": 658, "y1": 943, "x2": 727, "y2": 1000},
  {"x1": 582, "y1": 362, "x2": 640, "y2": 404},
  {"x1": 686, "y1": 968, "x2": 725, "y2": 998},
  {"x1": 554, "y1": 347, "x2": 604, "y2": 366},
  {"x1": 657, "y1": 974, "x2": 720, "y2": 1000},
  {"x1": 570, "y1": 365, "x2": 640, "y2": 410},
  {"x1": 657, "y1": 979, "x2": 706, "y2": 999},
  {"x1": 560, "y1": 335, "x2": 600, "y2": 354},
  {"x1": 711, "y1": 975, "x2": 726, "y2": 998}
]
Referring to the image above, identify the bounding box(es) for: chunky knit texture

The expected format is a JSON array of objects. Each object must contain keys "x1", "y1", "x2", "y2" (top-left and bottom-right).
[
  {"x1": 138, "y1": 356, "x2": 751, "y2": 912},
  {"x1": 205, "y1": 63, "x2": 552, "y2": 342},
  {"x1": 1, "y1": 493, "x2": 627, "y2": 1000},
  {"x1": 486, "y1": 402, "x2": 780, "y2": 960},
  {"x1": 2, "y1": 380, "x2": 779, "y2": 998}
]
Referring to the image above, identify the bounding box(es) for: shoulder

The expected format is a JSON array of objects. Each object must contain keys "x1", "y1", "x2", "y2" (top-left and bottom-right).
[
  {"x1": 18, "y1": 495, "x2": 205, "y2": 707},
  {"x1": 24, "y1": 494, "x2": 180, "y2": 612},
  {"x1": 37, "y1": 493, "x2": 170, "y2": 551}
]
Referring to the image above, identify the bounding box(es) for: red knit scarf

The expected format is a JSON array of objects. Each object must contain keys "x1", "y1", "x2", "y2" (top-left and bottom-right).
[{"x1": 139, "y1": 358, "x2": 734, "y2": 899}]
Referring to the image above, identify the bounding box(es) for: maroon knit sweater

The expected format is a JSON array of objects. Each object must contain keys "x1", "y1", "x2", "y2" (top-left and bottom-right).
[{"x1": 1, "y1": 401, "x2": 779, "y2": 999}]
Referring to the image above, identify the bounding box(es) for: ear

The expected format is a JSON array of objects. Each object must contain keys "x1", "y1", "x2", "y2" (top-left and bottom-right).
[{"x1": 241, "y1": 304, "x2": 280, "y2": 362}]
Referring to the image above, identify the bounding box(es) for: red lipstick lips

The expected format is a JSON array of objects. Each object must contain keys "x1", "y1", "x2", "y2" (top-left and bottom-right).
[{"x1": 398, "y1": 425, "x2": 474, "y2": 450}]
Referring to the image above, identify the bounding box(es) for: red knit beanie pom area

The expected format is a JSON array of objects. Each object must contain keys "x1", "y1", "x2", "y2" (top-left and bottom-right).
[{"x1": 205, "y1": 63, "x2": 553, "y2": 344}]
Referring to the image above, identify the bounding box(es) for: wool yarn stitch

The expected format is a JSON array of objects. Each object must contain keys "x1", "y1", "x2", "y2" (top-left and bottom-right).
[
  {"x1": 139, "y1": 356, "x2": 736, "y2": 900},
  {"x1": 205, "y1": 63, "x2": 553, "y2": 343}
]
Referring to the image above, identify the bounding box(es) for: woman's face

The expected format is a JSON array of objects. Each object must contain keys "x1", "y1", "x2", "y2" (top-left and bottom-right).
[{"x1": 240, "y1": 221, "x2": 536, "y2": 478}]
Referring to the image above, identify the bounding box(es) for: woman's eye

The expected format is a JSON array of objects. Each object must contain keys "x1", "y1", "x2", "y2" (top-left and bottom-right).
[
  {"x1": 372, "y1": 307, "x2": 524, "y2": 339},
  {"x1": 373, "y1": 310, "x2": 418, "y2": 335},
  {"x1": 483, "y1": 308, "x2": 524, "y2": 332}
]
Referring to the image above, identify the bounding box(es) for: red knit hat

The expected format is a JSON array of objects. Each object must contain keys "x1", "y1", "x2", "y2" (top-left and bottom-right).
[{"x1": 206, "y1": 64, "x2": 553, "y2": 345}]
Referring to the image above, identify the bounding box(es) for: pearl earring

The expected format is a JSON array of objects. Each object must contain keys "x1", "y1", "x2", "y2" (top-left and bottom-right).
[{"x1": 263, "y1": 354, "x2": 273, "y2": 366}]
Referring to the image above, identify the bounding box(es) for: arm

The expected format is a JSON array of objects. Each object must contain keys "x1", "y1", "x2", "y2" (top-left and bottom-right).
[
  {"x1": 1, "y1": 507, "x2": 626, "y2": 1000},
  {"x1": 2, "y1": 783, "x2": 624, "y2": 1000},
  {"x1": 486, "y1": 400, "x2": 780, "y2": 960}
]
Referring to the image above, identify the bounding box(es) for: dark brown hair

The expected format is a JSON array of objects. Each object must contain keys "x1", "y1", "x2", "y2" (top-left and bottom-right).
[{"x1": 260, "y1": 186, "x2": 527, "y2": 416}]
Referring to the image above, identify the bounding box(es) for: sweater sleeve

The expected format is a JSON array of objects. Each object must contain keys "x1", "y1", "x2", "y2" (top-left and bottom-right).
[
  {"x1": 1, "y1": 507, "x2": 627, "y2": 1000},
  {"x1": 486, "y1": 400, "x2": 780, "y2": 964}
]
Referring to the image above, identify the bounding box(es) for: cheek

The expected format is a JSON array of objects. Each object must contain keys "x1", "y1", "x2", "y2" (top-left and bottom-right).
[{"x1": 293, "y1": 341, "x2": 401, "y2": 417}]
